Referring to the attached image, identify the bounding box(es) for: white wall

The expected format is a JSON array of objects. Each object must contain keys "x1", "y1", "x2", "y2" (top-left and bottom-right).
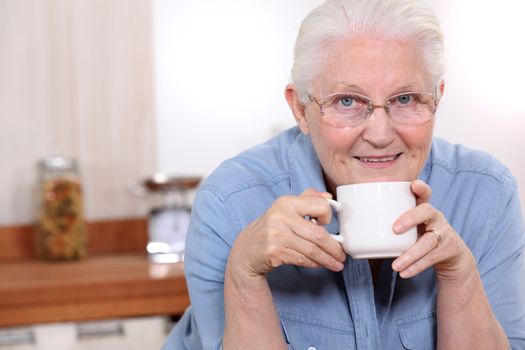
[
  {"x1": 0, "y1": 0, "x2": 156, "y2": 225},
  {"x1": 153, "y1": 0, "x2": 322, "y2": 176},
  {"x1": 153, "y1": 0, "x2": 525, "y2": 215},
  {"x1": 431, "y1": 1, "x2": 525, "y2": 213}
]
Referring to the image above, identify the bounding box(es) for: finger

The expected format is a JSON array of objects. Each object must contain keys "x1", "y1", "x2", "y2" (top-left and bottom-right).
[
  {"x1": 393, "y1": 202, "x2": 437, "y2": 234},
  {"x1": 398, "y1": 248, "x2": 440, "y2": 278},
  {"x1": 285, "y1": 235, "x2": 345, "y2": 272},
  {"x1": 288, "y1": 217, "x2": 346, "y2": 263},
  {"x1": 280, "y1": 248, "x2": 321, "y2": 270},
  {"x1": 266, "y1": 200, "x2": 343, "y2": 262},
  {"x1": 299, "y1": 189, "x2": 333, "y2": 224},
  {"x1": 276, "y1": 195, "x2": 333, "y2": 225},
  {"x1": 392, "y1": 230, "x2": 440, "y2": 275},
  {"x1": 410, "y1": 180, "x2": 432, "y2": 205}
]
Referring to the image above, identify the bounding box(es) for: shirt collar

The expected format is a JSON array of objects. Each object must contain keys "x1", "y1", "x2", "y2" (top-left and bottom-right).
[
  {"x1": 288, "y1": 130, "x2": 340, "y2": 234},
  {"x1": 419, "y1": 140, "x2": 434, "y2": 183}
]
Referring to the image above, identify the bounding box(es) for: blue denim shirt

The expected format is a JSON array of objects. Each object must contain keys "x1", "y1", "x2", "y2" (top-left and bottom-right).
[{"x1": 163, "y1": 127, "x2": 525, "y2": 350}]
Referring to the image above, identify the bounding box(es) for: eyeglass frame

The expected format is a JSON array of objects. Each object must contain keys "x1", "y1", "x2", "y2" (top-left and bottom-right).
[{"x1": 307, "y1": 90, "x2": 438, "y2": 127}]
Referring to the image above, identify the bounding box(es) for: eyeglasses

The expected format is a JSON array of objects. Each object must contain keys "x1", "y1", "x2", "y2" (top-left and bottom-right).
[{"x1": 308, "y1": 91, "x2": 437, "y2": 128}]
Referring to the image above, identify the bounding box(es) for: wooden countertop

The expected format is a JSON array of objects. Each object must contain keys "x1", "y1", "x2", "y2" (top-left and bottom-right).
[
  {"x1": 0, "y1": 219, "x2": 190, "y2": 328},
  {"x1": 0, "y1": 255, "x2": 189, "y2": 327}
]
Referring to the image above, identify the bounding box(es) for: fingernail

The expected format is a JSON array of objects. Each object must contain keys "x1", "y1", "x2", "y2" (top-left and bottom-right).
[
  {"x1": 393, "y1": 222, "x2": 403, "y2": 233},
  {"x1": 392, "y1": 257, "x2": 407, "y2": 271},
  {"x1": 399, "y1": 264, "x2": 414, "y2": 278},
  {"x1": 392, "y1": 260, "x2": 400, "y2": 271}
]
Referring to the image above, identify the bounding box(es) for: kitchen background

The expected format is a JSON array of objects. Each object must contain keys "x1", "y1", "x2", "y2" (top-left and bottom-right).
[
  {"x1": 1, "y1": 0, "x2": 524, "y2": 226},
  {"x1": 0, "y1": 0, "x2": 524, "y2": 349}
]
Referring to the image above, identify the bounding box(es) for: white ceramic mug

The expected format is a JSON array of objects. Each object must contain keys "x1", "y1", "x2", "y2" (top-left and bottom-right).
[{"x1": 327, "y1": 181, "x2": 417, "y2": 259}]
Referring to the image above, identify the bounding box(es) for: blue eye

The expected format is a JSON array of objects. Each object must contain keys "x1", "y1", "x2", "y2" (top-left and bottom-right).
[
  {"x1": 339, "y1": 96, "x2": 354, "y2": 107},
  {"x1": 396, "y1": 94, "x2": 413, "y2": 105}
]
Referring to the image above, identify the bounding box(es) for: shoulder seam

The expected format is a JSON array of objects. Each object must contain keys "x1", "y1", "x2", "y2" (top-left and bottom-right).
[
  {"x1": 430, "y1": 157, "x2": 510, "y2": 185},
  {"x1": 200, "y1": 172, "x2": 290, "y2": 202}
]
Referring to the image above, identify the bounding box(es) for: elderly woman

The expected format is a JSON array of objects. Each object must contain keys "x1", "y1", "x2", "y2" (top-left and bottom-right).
[{"x1": 163, "y1": 0, "x2": 525, "y2": 349}]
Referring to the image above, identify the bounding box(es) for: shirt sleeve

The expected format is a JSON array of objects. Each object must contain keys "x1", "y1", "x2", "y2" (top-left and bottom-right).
[
  {"x1": 477, "y1": 176, "x2": 525, "y2": 348},
  {"x1": 182, "y1": 186, "x2": 241, "y2": 350}
]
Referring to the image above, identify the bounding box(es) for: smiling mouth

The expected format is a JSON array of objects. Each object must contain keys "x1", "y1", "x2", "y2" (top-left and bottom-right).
[{"x1": 355, "y1": 153, "x2": 402, "y2": 164}]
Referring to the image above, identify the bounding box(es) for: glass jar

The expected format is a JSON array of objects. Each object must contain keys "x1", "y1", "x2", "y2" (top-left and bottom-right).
[
  {"x1": 35, "y1": 157, "x2": 88, "y2": 260},
  {"x1": 138, "y1": 174, "x2": 201, "y2": 263}
]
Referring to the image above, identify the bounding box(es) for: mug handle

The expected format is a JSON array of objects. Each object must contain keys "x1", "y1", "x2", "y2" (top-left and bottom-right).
[{"x1": 310, "y1": 199, "x2": 344, "y2": 244}]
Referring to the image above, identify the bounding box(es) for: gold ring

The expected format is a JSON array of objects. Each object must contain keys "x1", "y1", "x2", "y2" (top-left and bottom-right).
[{"x1": 430, "y1": 229, "x2": 442, "y2": 246}]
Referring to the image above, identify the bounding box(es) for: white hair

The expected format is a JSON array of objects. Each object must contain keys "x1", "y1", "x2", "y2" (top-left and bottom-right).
[{"x1": 291, "y1": 0, "x2": 445, "y2": 101}]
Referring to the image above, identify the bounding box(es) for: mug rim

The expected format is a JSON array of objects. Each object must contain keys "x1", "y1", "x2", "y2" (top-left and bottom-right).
[{"x1": 336, "y1": 180, "x2": 412, "y2": 189}]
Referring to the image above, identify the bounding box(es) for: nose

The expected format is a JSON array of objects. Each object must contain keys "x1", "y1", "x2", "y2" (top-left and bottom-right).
[{"x1": 361, "y1": 105, "x2": 396, "y2": 148}]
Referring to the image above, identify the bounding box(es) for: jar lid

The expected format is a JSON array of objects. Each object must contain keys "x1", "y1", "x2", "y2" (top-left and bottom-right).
[
  {"x1": 143, "y1": 173, "x2": 201, "y2": 192},
  {"x1": 38, "y1": 157, "x2": 78, "y2": 172}
]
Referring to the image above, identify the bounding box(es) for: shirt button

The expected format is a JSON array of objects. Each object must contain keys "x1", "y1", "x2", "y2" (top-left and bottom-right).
[{"x1": 307, "y1": 347, "x2": 317, "y2": 350}]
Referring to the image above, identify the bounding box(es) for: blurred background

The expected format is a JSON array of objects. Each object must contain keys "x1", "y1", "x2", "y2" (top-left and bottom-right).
[
  {"x1": 1, "y1": 0, "x2": 524, "y2": 225},
  {"x1": 0, "y1": 0, "x2": 524, "y2": 349}
]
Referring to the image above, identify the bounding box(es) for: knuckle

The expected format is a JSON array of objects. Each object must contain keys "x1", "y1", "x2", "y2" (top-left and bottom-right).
[
  {"x1": 424, "y1": 232, "x2": 438, "y2": 248},
  {"x1": 265, "y1": 208, "x2": 287, "y2": 225},
  {"x1": 423, "y1": 253, "x2": 438, "y2": 266},
  {"x1": 420, "y1": 202, "x2": 434, "y2": 216},
  {"x1": 268, "y1": 256, "x2": 282, "y2": 268},
  {"x1": 304, "y1": 243, "x2": 319, "y2": 259},
  {"x1": 310, "y1": 226, "x2": 326, "y2": 242},
  {"x1": 264, "y1": 242, "x2": 281, "y2": 261},
  {"x1": 294, "y1": 254, "x2": 305, "y2": 266},
  {"x1": 447, "y1": 227, "x2": 457, "y2": 241},
  {"x1": 266, "y1": 204, "x2": 280, "y2": 217},
  {"x1": 266, "y1": 250, "x2": 284, "y2": 268},
  {"x1": 295, "y1": 254, "x2": 310, "y2": 267},
  {"x1": 275, "y1": 195, "x2": 293, "y2": 208},
  {"x1": 301, "y1": 188, "x2": 316, "y2": 197},
  {"x1": 265, "y1": 227, "x2": 281, "y2": 243},
  {"x1": 435, "y1": 210, "x2": 446, "y2": 223}
]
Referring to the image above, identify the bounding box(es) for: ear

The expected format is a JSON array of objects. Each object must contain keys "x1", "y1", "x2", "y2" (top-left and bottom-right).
[
  {"x1": 285, "y1": 84, "x2": 310, "y2": 134},
  {"x1": 438, "y1": 79, "x2": 445, "y2": 99}
]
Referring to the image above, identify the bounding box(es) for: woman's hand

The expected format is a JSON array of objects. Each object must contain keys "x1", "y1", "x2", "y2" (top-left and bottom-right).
[
  {"x1": 391, "y1": 180, "x2": 477, "y2": 284},
  {"x1": 224, "y1": 189, "x2": 345, "y2": 350},
  {"x1": 227, "y1": 189, "x2": 346, "y2": 281}
]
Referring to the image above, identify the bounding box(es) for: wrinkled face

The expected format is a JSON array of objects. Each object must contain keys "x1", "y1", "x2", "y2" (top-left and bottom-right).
[{"x1": 293, "y1": 36, "x2": 436, "y2": 194}]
